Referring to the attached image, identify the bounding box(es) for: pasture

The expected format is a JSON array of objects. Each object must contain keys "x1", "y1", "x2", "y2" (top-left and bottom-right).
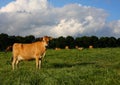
[{"x1": 0, "y1": 48, "x2": 120, "y2": 85}]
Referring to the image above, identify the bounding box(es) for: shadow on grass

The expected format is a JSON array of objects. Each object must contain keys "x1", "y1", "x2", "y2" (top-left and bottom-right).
[{"x1": 51, "y1": 62, "x2": 96, "y2": 68}]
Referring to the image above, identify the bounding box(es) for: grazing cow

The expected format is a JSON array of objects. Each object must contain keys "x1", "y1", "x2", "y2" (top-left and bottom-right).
[
  {"x1": 75, "y1": 46, "x2": 83, "y2": 50},
  {"x1": 65, "y1": 46, "x2": 69, "y2": 49},
  {"x1": 75, "y1": 46, "x2": 79, "y2": 49},
  {"x1": 55, "y1": 47, "x2": 61, "y2": 50},
  {"x1": 77, "y1": 47, "x2": 84, "y2": 50},
  {"x1": 12, "y1": 36, "x2": 52, "y2": 70},
  {"x1": 89, "y1": 45, "x2": 93, "y2": 49}
]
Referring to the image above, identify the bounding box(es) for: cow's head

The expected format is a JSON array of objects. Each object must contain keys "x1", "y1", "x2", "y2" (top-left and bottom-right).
[{"x1": 42, "y1": 36, "x2": 53, "y2": 46}]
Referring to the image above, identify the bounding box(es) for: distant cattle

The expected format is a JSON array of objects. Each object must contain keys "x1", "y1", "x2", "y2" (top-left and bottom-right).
[
  {"x1": 5, "y1": 46, "x2": 12, "y2": 52},
  {"x1": 55, "y1": 47, "x2": 61, "y2": 50},
  {"x1": 75, "y1": 46, "x2": 83, "y2": 50},
  {"x1": 89, "y1": 45, "x2": 93, "y2": 49},
  {"x1": 75, "y1": 46, "x2": 79, "y2": 49},
  {"x1": 78, "y1": 47, "x2": 84, "y2": 50},
  {"x1": 65, "y1": 46, "x2": 69, "y2": 49},
  {"x1": 12, "y1": 36, "x2": 52, "y2": 70}
]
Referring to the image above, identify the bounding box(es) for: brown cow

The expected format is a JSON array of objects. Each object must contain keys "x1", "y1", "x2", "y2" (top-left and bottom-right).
[
  {"x1": 12, "y1": 36, "x2": 52, "y2": 70},
  {"x1": 89, "y1": 45, "x2": 93, "y2": 49},
  {"x1": 55, "y1": 47, "x2": 61, "y2": 50},
  {"x1": 77, "y1": 47, "x2": 84, "y2": 50},
  {"x1": 65, "y1": 46, "x2": 69, "y2": 49},
  {"x1": 75, "y1": 46, "x2": 83, "y2": 50}
]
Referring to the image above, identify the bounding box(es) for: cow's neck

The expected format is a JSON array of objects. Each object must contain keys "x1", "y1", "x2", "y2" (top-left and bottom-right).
[{"x1": 42, "y1": 41, "x2": 48, "y2": 47}]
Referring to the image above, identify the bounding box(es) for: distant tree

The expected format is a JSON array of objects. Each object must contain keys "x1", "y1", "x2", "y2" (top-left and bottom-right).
[
  {"x1": 65, "y1": 36, "x2": 75, "y2": 48},
  {"x1": 55, "y1": 36, "x2": 66, "y2": 48},
  {"x1": 7, "y1": 36, "x2": 17, "y2": 47},
  {"x1": 80, "y1": 36, "x2": 91, "y2": 48},
  {"x1": 24, "y1": 35, "x2": 35, "y2": 43},
  {"x1": 48, "y1": 36, "x2": 66, "y2": 49},
  {"x1": 0, "y1": 33, "x2": 120, "y2": 51},
  {"x1": 48, "y1": 38, "x2": 57, "y2": 49},
  {"x1": 108, "y1": 37, "x2": 117, "y2": 47},
  {"x1": 15, "y1": 36, "x2": 24, "y2": 43},
  {"x1": 75, "y1": 37, "x2": 81, "y2": 47},
  {"x1": 0, "y1": 33, "x2": 9, "y2": 51},
  {"x1": 98, "y1": 37, "x2": 117, "y2": 47},
  {"x1": 98, "y1": 37, "x2": 110, "y2": 47},
  {"x1": 117, "y1": 38, "x2": 120, "y2": 47},
  {"x1": 98, "y1": 37, "x2": 106, "y2": 47},
  {"x1": 75, "y1": 36, "x2": 85, "y2": 48},
  {"x1": 89, "y1": 36, "x2": 99, "y2": 48}
]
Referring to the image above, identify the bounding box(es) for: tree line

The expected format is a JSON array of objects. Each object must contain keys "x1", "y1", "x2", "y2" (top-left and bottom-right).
[{"x1": 0, "y1": 33, "x2": 120, "y2": 51}]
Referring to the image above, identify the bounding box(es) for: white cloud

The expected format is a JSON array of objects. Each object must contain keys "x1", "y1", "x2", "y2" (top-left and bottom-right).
[
  {"x1": 50, "y1": 19, "x2": 83, "y2": 37},
  {"x1": 108, "y1": 20, "x2": 120, "y2": 37},
  {"x1": 0, "y1": 0, "x2": 119, "y2": 38},
  {"x1": 0, "y1": 0, "x2": 49, "y2": 12}
]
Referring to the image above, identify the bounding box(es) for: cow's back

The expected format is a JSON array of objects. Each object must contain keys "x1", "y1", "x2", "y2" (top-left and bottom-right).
[
  {"x1": 12, "y1": 42, "x2": 46, "y2": 60},
  {"x1": 13, "y1": 43, "x2": 21, "y2": 56},
  {"x1": 13, "y1": 43, "x2": 34, "y2": 60}
]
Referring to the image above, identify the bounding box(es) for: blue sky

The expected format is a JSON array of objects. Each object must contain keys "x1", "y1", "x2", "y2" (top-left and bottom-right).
[
  {"x1": 0, "y1": 0, "x2": 119, "y2": 21},
  {"x1": 0, "y1": 0, "x2": 13, "y2": 7},
  {"x1": 0, "y1": 0, "x2": 120, "y2": 38},
  {"x1": 48, "y1": 0, "x2": 120, "y2": 21}
]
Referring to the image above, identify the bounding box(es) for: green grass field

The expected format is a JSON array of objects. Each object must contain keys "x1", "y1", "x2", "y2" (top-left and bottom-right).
[{"x1": 0, "y1": 48, "x2": 120, "y2": 85}]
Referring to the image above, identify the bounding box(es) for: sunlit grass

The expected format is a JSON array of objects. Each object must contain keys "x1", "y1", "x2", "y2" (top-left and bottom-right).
[{"x1": 0, "y1": 48, "x2": 120, "y2": 85}]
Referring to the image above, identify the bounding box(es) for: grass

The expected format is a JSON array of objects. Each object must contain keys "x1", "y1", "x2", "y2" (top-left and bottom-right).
[{"x1": 0, "y1": 48, "x2": 120, "y2": 85}]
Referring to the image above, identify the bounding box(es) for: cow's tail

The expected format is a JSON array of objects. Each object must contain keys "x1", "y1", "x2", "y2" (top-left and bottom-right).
[
  {"x1": 7, "y1": 57, "x2": 13, "y2": 65},
  {"x1": 11, "y1": 57, "x2": 13, "y2": 62}
]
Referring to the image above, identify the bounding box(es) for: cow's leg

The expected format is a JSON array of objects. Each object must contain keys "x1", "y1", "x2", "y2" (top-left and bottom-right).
[
  {"x1": 15, "y1": 60, "x2": 19, "y2": 69},
  {"x1": 42, "y1": 52, "x2": 46, "y2": 59},
  {"x1": 39, "y1": 58, "x2": 42, "y2": 69},
  {"x1": 12, "y1": 57, "x2": 17, "y2": 70},
  {"x1": 36, "y1": 57, "x2": 39, "y2": 69},
  {"x1": 35, "y1": 54, "x2": 42, "y2": 69}
]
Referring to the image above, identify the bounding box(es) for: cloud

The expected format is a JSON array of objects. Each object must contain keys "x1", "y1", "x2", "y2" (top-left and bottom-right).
[
  {"x1": 50, "y1": 19, "x2": 83, "y2": 37},
  {"x1": 0, "y1": 0, "x2": 49, "y2": 12},
  {"x1": 108, "y1": 20, "x2": 120, "y2": 37},
  {"x1": 0, "y1": 0, "x2": 120, "y2": 38}
]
